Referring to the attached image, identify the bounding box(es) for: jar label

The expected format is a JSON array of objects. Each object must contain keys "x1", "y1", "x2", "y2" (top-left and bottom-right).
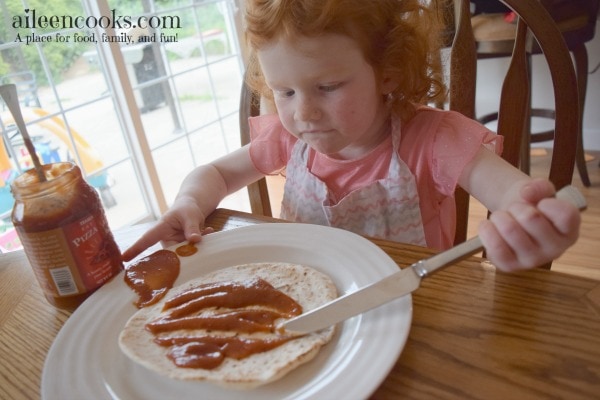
[{"x1": 17, "y1": 214, "x2": 118, "y2": 298}]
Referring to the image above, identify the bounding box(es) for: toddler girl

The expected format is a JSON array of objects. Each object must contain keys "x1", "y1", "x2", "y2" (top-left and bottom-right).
[{"x1": 123, "y1": 0, "x2": 580, "y2": 272}]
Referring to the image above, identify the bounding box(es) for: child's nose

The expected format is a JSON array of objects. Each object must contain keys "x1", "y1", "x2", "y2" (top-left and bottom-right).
[{"x1": 295, "y1": 97, "x2": 321, "y2": 121}]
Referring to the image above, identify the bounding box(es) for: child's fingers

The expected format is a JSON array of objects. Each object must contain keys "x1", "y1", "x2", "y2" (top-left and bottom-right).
[
  {"x1": 519, "y1": 178, "x2": 556, "y2": 204},
  {"x1": 537, "y1": 198, "x2": 581, "y2": 237},
  {"x1": 478, "y1": 218, "x2": 519, "y2": 271},
  {"x1": 501, "y1": 202, "x2": 565, "y2": 262},
  {"x1": 121, "y1": 222, "x2": 170, "y2": 262},
  {"x1": 480, "y1": 199, "x2": 579, "y2": 271},
  {"x1": 172, "y1": 206, "x2": 208, "y2": 243},
  {"x1": 182, "y1": 221, "x2": 202, "y2": 242},
  {"x1": 160, "y1": 225, "x2": 212, "y2": 252},
  {"x1": 482, "y1": 207, "x2": 548, "y2": 270},
  {"x1": 490, "y1": 209, "x2": 540, "y2": 262}
]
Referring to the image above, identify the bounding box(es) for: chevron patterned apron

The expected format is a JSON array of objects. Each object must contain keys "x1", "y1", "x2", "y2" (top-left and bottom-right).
[{"x1": 280, "y1": 129, "x2": 426, "y2": 245}]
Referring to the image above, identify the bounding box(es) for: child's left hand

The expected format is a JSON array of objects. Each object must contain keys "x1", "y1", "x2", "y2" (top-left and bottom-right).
[{"x1": 477, "y1": 179, "x2": 581, "y2": 272}]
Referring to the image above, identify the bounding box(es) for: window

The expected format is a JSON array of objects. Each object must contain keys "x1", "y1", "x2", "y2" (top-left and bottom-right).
[{"x1": 0, "y1": 0, "x2": 248, "y2": 252}]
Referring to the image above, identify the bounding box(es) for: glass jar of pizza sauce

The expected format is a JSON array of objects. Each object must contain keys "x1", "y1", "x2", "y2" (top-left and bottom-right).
[{"x1": 11, "y1": 162, "x2": 123, "y2": 311}]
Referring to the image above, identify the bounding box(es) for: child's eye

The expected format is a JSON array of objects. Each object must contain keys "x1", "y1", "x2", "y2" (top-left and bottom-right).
[
  {"x1": 319, "y1": 83, "x2": 343, "y2": 92},
  {"x1": 275, "y1": 89, "x2": 295, "y2": 98}
]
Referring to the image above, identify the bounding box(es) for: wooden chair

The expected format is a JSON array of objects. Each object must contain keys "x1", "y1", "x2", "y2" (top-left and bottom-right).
[
  {"x1": 469, "y1": 0, "x2": 598, "y2": 187},
  {"x1": 447, "y1": 0, "x2": 580, "y2": 252},
  {"x1": 239, "y1": 74, "x2": 272, "y2": 216},
  {"x1": 239, "y1": 0, "x2": 580, "y2": 270}
]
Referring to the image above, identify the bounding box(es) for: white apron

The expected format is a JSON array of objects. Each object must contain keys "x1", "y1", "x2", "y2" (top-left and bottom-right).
[{"x1": 280, "y1": 129, "x2": 427, "y2": 245}]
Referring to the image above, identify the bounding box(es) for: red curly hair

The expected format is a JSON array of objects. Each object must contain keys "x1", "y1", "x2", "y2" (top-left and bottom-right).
[{"x1": 244, "y1": 0, "x2": 447, "y2": 122}]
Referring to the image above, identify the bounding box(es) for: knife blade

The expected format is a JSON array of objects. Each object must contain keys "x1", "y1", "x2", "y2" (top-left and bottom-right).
[
  {"x1": 280, "y1": 236, "x2": 483, "y2": 335},
  {"x1": 279, "y1": 185, "x2": 587, "y2": 335}
]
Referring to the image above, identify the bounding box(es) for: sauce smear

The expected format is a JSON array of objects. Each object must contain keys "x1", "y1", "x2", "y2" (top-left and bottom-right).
[
  {"x1": 164, "y1": 336, "x2": 293, "y2": 368},
  {"x1": 146, "y1": 278, "x2": 303, "y2": 369},
  {"x1": 175, "y1": 242, "x2": 197, "y2": 257},
  {"x1": 125, "y1": 249, "x2": 180, "y2": 308}
]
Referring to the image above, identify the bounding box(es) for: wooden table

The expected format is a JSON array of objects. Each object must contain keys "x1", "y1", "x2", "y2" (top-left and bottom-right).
[{"x1": 1, "y1": 208, "x2": 599, "y2": 399}]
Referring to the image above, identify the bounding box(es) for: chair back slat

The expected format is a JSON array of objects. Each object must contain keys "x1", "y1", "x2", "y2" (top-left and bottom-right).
[
  {"x1": 449, "y1": 0, "x2": 477, "y2": 119},
  {"x1": 497, "y1": 18, "x2": 530, "y2": 169},
  {"x1": 239, "y1": 76, "x2": 272, "y2": 216},
  {"x1": 500, "y1": 0, "x2": 579, "y2": 189},
  {"x1": 448, "y1": 0, "x2": 478, "y2": 244}
]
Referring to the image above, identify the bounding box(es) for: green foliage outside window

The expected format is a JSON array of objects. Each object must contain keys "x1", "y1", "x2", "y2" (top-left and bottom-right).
[
  {"x1": 0, "y1": 0, "x2": 231, "y2": 86},
  {"x1": 0, "y1": 0, "x2": 88, "y2": 85}
]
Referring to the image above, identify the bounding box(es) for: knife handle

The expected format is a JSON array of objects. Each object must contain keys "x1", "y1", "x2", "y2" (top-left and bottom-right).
[
  {"x1": 413, "y1": 237, "x2": 483, "y2": 278},
  {"x1": 554, "y1": 185, "x2": 587, "y2": 211},
  {"x1": 414, "y1": 185, "x2": 586, "y2": 278}
]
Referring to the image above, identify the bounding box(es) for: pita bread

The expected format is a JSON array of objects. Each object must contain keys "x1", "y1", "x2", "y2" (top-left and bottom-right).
[{"x1": 118, "y1": 262, "x2": 337, "y2": 389}]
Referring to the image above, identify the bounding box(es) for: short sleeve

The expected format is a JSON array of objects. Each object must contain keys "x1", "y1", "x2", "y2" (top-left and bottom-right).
[
  {"x1": 248, "y1": 115, "x2": 295, "y2": 174},
  {"x1": 433, "y1": 111, "x2": 504, "y2": 196}
]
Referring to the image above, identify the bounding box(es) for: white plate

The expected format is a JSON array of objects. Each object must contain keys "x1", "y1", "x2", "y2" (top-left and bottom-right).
[{"x1": 42, "y1": 223, "x2": 412, "y2": 400}]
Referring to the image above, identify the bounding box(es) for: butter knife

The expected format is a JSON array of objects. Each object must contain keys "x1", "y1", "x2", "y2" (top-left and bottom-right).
[{"x1": 280, "y1": 185, "x2": 587, "y2": 335}]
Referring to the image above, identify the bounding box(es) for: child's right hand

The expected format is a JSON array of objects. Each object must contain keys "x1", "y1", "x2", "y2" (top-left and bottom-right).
[
  {"x1": 121, "y1": 197, "x2": 212, "y2": 262},
  {"x1": 477, "y1": 179, "x2": 580, "y2": 272}
]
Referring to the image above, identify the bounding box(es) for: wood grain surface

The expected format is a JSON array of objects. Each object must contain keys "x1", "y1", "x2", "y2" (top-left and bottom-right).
[{"x1": 1, "y1": 209, "x2": 599, "y2": 399}]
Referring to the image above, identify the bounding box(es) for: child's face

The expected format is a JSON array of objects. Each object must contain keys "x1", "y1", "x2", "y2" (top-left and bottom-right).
[{"x1": 257, "y1": 33, "x2": 395, "y2": 160}]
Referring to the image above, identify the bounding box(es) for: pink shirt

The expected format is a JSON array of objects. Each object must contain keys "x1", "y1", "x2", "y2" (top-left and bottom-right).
[{"x1": 248, "y1": 106, "x2": 502, "y2": 250}]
